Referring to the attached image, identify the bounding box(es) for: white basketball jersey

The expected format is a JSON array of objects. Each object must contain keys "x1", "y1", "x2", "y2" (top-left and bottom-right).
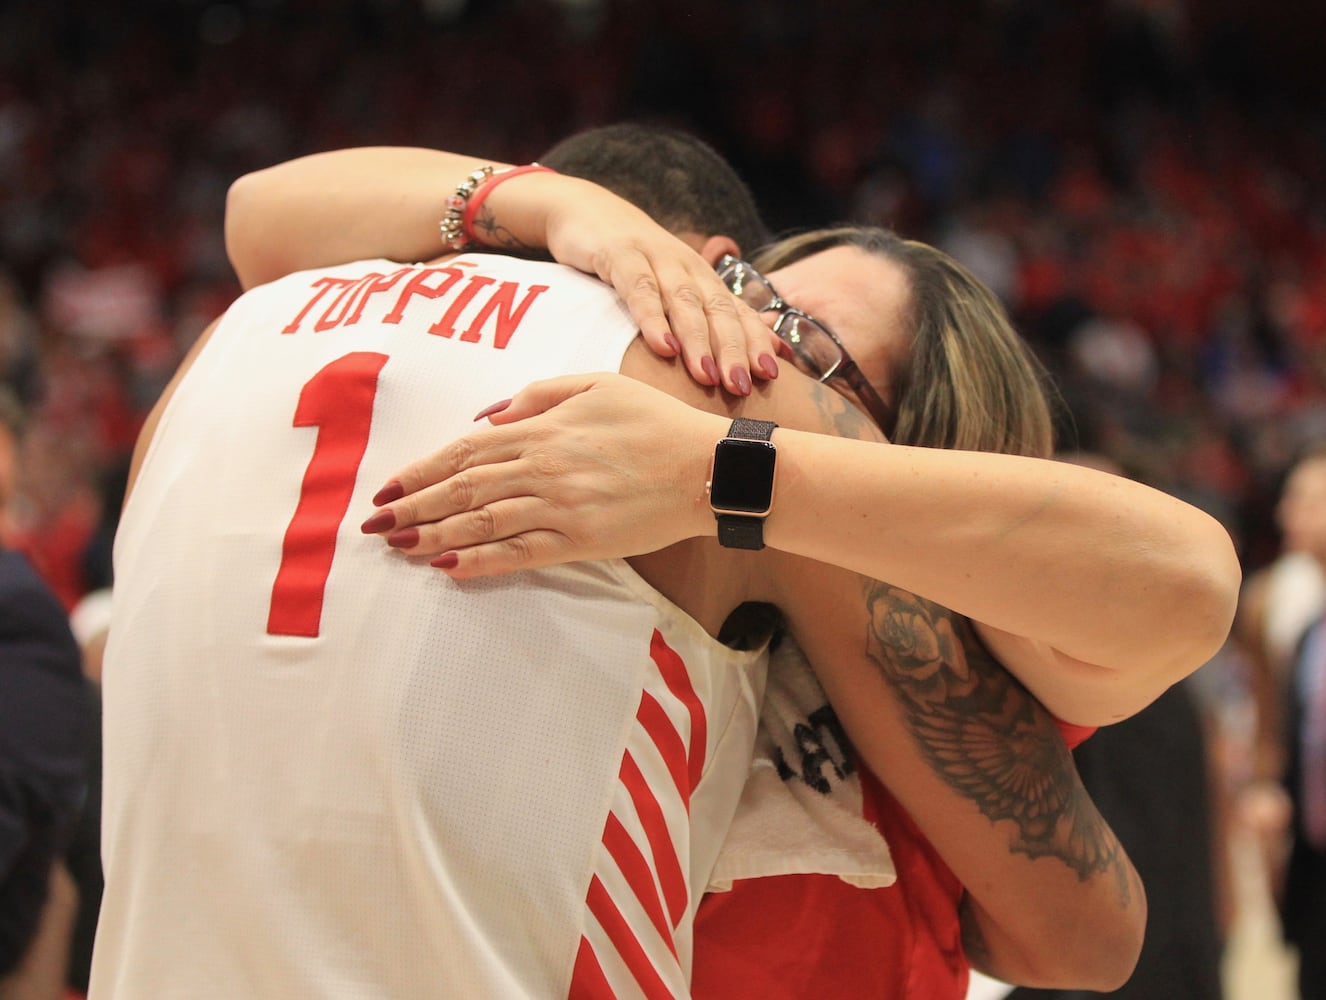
[{"x1": 93, "y1": 256, "x2": 766, "y2": 999}]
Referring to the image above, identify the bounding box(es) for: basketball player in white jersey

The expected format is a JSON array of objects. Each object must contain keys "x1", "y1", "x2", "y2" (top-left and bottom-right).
[
  {"x1": 95, "y1": 248, "x2": 774, "y2": 998},
  {"x1": 95, "y1": 131, "x2": 833, "y2": 999}
]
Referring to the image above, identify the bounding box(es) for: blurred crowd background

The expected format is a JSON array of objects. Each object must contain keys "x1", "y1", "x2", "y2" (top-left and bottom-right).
[{"x1": 4, "y1": 0, "x2": 1325, "y2": 996}]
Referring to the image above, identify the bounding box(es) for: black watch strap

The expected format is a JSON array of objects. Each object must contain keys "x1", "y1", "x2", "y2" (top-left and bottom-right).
[
  {"x1": 713, "y1": 418, "x2": 777, "y2": 551},
  {"x1": 729, "y1": 417, "x2": 776, "y2": 442},
  {"x1": 716, "y1": 513, "x2": 767, "y2": 550}
]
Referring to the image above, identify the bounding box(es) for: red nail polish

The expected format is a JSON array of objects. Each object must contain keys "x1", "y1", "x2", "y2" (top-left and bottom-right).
[
  {"x1": 431, "y1": 551, "x2": 459, "y2": 570},
  {"x1": 663, "y1": 332, "x2": 682, "y2": 355},
  {"x1": 386, "y1": 527, "x2": 419, "y2": 549},
  {"x1": 758, "y1": 353, "x2": 779, "y2": 379},
  {"x1": 360, "y1": 510, "x2": 396, "y2": 534},
  {"x1": 731, "y1": 365, "x2": 752, "y2": 395},
  {"x1": 700, "y1": 355, "x2": 720, "y2": 385},
  {"x1": 473, "y1": 398, "x2": 512, "y2": 421},
  {"x1": 373, "y1": 481, "x2": 405, "y2": 506}
]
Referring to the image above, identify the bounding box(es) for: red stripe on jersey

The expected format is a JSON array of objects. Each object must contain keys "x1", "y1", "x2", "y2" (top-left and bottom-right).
[
  {"x1": 602, "y1": 811, "x2": 676, "y2": 957},
  {"x1": 584, "y1": 876, "x2": 679, "y2": 1000},
  {"x1": 620, "y1": 751, "x2": 688, "y2": 929},
  {"x1": 568, "y1": 935, "x2": 613, "y2": 1000},
  {"x1": 637, "y1": 692, "x2": 688, "y2": 804},
  {"x1": 649, "y1": 629, "x2": 707, "y2": 793}
]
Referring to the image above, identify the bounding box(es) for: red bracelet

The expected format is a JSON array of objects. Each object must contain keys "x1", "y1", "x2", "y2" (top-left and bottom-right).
[{"x1": 462, "y1": 164, "x2": 557, "y2": 246}]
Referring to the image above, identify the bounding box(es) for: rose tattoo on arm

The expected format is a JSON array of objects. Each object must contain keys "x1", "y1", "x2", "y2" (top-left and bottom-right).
[{"x1": 863, "y1": 582, "x2": 1133, "y2": 898}]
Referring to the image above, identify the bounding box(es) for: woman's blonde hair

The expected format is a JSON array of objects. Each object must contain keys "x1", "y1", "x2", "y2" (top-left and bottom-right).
[{"x1": 752, "y1": 226, "x2": 1056, "y2": 458}]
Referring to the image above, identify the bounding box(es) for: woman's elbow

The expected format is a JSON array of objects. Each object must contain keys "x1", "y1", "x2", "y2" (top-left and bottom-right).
[
  {"x1": 1169, "y1": 525, "x2": 1243, "y2": 676},
  {"x1": 223, "y1": 170, "x2": 275, "y2": 290},
  {"x1": 1064, "y1": 903, "x2": 1147, "y2": 992},
  {"x1": 1015, "y1": 898, "x2": 1146, "y2": 992},
  {"x1": 965, "y1": 875, "x2": 1148, "y2": 992}
]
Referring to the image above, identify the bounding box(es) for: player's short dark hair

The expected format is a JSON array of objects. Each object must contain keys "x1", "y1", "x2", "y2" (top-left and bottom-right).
[{"x1": 540, "y1": 123, "x2": 771, "y2": 255}]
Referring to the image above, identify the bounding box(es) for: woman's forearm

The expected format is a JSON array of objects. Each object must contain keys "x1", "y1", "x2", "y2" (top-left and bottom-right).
[
  {"x1": 761, "y1": 426, "x2": 1241, "y2": 720},
  {"x1": 789, "y1": 587, "x2": 1147, "y2": 990},
  {"x1": 224, "y1": 145, "x2": 698, "y2": 288},
  {"x1": 225, "y1": 147, "x2": 507, "y2": 289},
  {"x1": 615, "y1": 360, "x2": 1238, "y2": 715}
]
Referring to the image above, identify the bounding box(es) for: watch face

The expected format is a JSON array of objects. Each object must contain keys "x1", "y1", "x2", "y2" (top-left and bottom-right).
[{"x1": 709, "y1": 438, "x2": 776, "y2": 514}]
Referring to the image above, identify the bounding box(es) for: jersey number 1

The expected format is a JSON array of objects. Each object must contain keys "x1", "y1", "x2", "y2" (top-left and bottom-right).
[{"x1": 267, "y1": 351, "x2": 388, "y2": 637}]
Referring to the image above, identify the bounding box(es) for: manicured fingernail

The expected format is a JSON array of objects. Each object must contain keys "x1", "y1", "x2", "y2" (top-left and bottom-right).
[
  {"x1": 387, "y1": 527, "x2": 420, "y2": 549},
  {"x1": 431, "y1": 551, "x2": 459, "y2": 570},
  {"x1": 700, "y1": 355, "x2": 720, "y2": 385},
  {"x1": 758, "y1": 353, "x2": 780, "y2": 379},
  {"x1": 373, "y1": 481, "x2": 405, "y2": 506},
  {"x1": 473, "y1": 398, "x2": 512, "y2": 421},
  {"x1": 360, "y1": 510, "x2": 396, "y2": 534},
  {"x1": 663, "y1": 332, "x2": 682, "y2": 355},
  {"x1": 730, "y1": 365, "x2": 752, "y2": 395},
  {"x1": 775, "y1": 339, "x2": 794, "y2": 361}
]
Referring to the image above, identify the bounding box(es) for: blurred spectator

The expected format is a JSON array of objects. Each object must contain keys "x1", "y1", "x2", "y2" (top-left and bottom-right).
[
  {"x1": 1272, "y1": 444, "x2": 1326, "y2": 1000},
  {"x1": 0, "y1": 387, "x2": 97, "y2": 998},
  {"x1": 1237, "y1": 452, "x2": 1326, "y2": 793}
]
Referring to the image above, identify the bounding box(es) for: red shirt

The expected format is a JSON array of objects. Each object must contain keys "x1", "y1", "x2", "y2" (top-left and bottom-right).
[{"x1": 692, "y1": 720, "x2": 1095, "y2": 999}]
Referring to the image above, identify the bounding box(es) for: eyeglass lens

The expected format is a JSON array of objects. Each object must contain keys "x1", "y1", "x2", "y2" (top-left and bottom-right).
[
  {"x1": 720, "y1": 260, "x2": 840, "y2": 381},
  {"x1": 776, "y1": 314, "x2": 841, "y2": 379}
]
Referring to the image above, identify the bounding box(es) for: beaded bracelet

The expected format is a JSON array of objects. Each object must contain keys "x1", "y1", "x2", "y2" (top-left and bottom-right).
[
  {"x1": 461, "y1": 163, "x2": 556, "y2": 247},
  {"x1": 439, "y1": 165, "x2": 498, "y2": 252}
]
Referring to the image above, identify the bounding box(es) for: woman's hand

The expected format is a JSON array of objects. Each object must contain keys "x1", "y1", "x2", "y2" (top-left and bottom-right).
[
  {"x1": 512, "y1": 171, "x2": 783, "y2": 396},
  {"x1": 360, "y1": 373, "x2": 727, "y2": 577}
]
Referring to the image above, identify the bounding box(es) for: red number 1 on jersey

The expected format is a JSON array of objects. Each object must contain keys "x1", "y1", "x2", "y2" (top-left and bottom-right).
[{"x1": 267, "y1": 351, "x2": 389, "y2": 637}]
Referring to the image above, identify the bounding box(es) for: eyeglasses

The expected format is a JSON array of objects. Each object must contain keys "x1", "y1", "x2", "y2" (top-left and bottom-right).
[{"x1": 716, "y1": 255, "x2": 894, "y2": 432}]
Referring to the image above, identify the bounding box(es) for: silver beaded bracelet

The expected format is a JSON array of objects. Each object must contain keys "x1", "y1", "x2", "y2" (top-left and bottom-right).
[{"x1": 438, "y1": 165, "x2": 497, "y2": 252}]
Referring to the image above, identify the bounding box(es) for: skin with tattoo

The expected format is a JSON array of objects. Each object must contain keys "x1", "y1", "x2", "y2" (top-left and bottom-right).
[
  {"x1": 472, "y1": 201, "x2": 536, "y2": 255},
  {"x1": 864, "y1": 584, "x2": 1136, "y2": 897}
]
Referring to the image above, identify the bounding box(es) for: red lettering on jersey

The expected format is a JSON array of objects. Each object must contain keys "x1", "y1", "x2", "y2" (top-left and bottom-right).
[
  {"x1": 313, "y1": 271, "x2": 393, "y2": 332},
  {"x1": 281, "y1": 265, "x2": 549, "y2": 350},
  {"x1": 429, "y1": 274, "x2": 495, "y2": 338},
  {"x1": 341, "y1": 267, "x2": 414, "y2": 326},
  {"x1": 282, "y1": 276, "x2": 355, "y2": 334},
  {"x1": 383, "y1": 267, "x2": 466, "y2": 324},
  {"x1": 462, "y1": 282, "x2": 550, "y2": 349}
]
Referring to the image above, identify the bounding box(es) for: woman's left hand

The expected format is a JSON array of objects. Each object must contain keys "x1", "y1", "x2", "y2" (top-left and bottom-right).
[
  {"x1": 533, "y1": 173, "x2": 783, "y2": 395},
  {"x1": 361, "y1": 372, "x2": 726, "y2": 577}
]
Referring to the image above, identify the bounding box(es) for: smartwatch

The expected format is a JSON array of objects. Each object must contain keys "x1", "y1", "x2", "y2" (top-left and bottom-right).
[{"x1": 707, "y1": 417, "x2": 778, "y2": 550}]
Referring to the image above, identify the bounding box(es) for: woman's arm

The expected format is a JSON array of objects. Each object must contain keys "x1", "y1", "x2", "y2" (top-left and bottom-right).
[
  {"x1": 362, "y1": 370, "x2": 1240, "y2": 725},
  {"x1": 224, "y1": 146, "x2": 780, "y2": 396},
  {"x1": 761, "y1": 424, "x2": 1240, "y2": 726},
  {"x1": 225, "y1": 147, "x2": 496, "y2": 290},
  {"x1": 786, "y1": 565, "x2": 1146, "y2": 989}
]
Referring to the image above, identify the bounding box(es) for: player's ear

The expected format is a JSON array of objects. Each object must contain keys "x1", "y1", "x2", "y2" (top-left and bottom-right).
[{"x1": 697, "y1": 234, "x2": 741, "y2": 268}]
